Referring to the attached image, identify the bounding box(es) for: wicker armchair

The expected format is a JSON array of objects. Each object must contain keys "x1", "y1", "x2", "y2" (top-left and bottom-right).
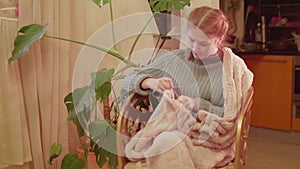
[{"x1": 116, "y1": 87, "x2": 254, "y2": 169}]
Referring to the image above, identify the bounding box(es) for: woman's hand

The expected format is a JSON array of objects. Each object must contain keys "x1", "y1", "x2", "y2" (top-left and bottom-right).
[
  {"x1": 141, "y1": 77, "x2": 174, "y2": 93},
  {"x1": 177, "y1": 95, "x2": 199, "y2": 111}
]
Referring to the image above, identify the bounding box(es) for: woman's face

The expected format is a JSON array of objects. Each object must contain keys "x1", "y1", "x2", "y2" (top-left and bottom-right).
[{"x1": 187, "y1": 27, "x2": 218, "y2": 59}]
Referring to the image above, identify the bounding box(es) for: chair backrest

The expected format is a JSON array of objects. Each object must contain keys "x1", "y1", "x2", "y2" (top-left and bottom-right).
[
  {"x1": 117, "y1": 93, "x2": 154, "y2": 167},
  {"x1": 233, "y1": 86, "x2": 254, "y2": 169}
]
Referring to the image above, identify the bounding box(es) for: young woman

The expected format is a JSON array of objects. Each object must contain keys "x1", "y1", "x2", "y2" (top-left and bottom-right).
[
  {"x1": 123, "y1": 6, "x2": 254, "y2": 169},
  {"x1": 123, "y1": 6, "x2": 229, "y2": 117}
]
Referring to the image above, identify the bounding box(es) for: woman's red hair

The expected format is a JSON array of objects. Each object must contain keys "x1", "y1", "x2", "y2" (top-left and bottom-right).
[{"x1": 187, "y1": 6, "x2": 229, "y2": 39}]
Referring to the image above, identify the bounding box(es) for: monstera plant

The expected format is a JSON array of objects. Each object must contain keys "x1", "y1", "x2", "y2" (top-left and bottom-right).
[{"x1": 9, "y1": 0, "x2": 191, "y2": 169}]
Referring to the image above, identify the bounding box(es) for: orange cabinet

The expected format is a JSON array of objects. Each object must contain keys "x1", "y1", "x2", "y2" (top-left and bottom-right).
[{"x1": 241, "y1": 55, "x2": 293, "y2": 131}]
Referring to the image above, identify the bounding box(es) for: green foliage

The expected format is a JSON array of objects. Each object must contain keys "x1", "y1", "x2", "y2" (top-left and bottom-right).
[
  {"x1": 89, "y1": 120, "x2": 110, "y2": 139},
  {"x1": 61, "y1": 153, "x2": 85, "y2": 169},
  {"x1": 61, "y1": 68, "x2": 116, "y2": 168},
  {"x1": 149, "y1": 0, "x2": 190, "y2": 12},
  {"x1": 91, "y1": 125, "x2": 117, "y2": 153},
  {"x1": 9, "y1": 24, "x2": 46, "y2": 64},
  {"x1": 89, "y1": 119, "x2": 118, "y2": 169},
  {"x1": 96, "y1": 81, "x2": 112, "y2": 102},
  {"x1": 92, "y1": 68, "x2": 115, "y2": 88},
  {"x1": 48, "y1": 143, "x2": 63, "y2": 165},
  {"x1": 64, "y1": 85, "x2": 94, "y2": 137},
  {"x1": 92, "y1": 0, "x2": 111, "y2": 8},
  {"x1": 107, "y1": 150, "x2": 118, "y2": 169},
  {"x1": 89, "y1": 120, "x2": 118, "y2": 169},
  {"x1": 92, "y1": 143, "x2": 118, "y2": 169},
  {"x1": 64, "y1": 87, "x2": 87, "y2": 138},
  {"x1": 92, "y1": 68, "x2": 115, "y2": 102}
]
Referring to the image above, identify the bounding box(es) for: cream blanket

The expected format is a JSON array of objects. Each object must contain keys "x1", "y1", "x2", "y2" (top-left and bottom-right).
[{"x1": 124, "y1": 47, "x2": 254, "y2": 169}]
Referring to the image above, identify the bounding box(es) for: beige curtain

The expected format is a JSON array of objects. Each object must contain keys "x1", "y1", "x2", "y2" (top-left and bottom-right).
[
  {"x1": 0, "y1": 0, "x2": 155, "y2": 169},
  {"x1": 0, "y1": 0, "x2": 31, "y2": 169}
]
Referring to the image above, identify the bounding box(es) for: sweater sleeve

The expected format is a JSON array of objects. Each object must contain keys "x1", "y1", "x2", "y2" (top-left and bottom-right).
[{"x1": 122, "y1": 51, "x2": 176, "y2": 95}]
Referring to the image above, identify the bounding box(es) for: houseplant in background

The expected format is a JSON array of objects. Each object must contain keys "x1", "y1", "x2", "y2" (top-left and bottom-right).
[{"x1": 8, "y1": 0, "x2": 191, "y2": 169}]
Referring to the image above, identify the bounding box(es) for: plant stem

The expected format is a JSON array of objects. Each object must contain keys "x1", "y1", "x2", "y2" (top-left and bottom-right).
[
  {"x1": 111, "y1": 86, "x2": 120, "y2": 114},
  {"x1": 83, "y1": 145, "x2": 88, "y2": 169},
  {"x1": 93, "y1": 97, "x2": 97, "y2": 121},
  {"x1": 109, "y1": 0, "x2": 117, "y2": 50},
  {"x1": 128, "y1": 13, "x2": 156, "y2": 60},
  {"x1": 44, "y1": 35, "x2": 138, "y2": 66}
]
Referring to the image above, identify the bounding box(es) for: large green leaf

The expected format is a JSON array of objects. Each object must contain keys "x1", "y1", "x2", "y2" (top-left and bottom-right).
[
  {"x1": 9, "y1": 24, "x2": 46, "y2": 64},
  {"x1": 91, "y1": 68, "x2": 115, "y2": 88},
  {"x1": 89, "y1": 120, "x2": 110, "y2": 139},
  {"x1": 64, "y1": 86, "x2": 90, "y2": 104},
  {"x1": 95, "y1": 145, "x2": 117, "y2": 169},
  {"x1": 64, "y1": 86, "x2": 91, "y2": 119},
  {"x1": 61, "y1": 153, "x2": 85, "y2": 169},
  {"x1": 91, "y1": 69, "x2": 114, "y2": 101},
  {"x1": 92, "y1": 0, "x2": 111, "y2": 7},
  {"x1": 96, "y1": 81, "x2": 112, "y2": 102},
  {"x1": 102, "y1": 126, "x2": 117, "y2": 154},
  {"x1": 97, "y1": 147, "x2": 108, "y2": 168},
  {"x1": 90, "y1": 123, "x2": 117, "y2": 169},
  {"x1": 75, "y1": 119, "x2": 85, "y2": 138},
  {"x1": 107, "y1": 151, "x2": 118, "y2": 169},
  {"x1": 92, "y1": 144, "x2": 105, "y2": 167},
  {"x1": 70, "y1": 86, "x2": 92, "y2": 113},
  {"x1": 47, "y1": 143, "x2": 62, "y2": 165},
  {"x1": 64, "y1": 92, "x2": 73, "y2": 104},
  {"x1": 149, "y1": 0, "x2": 190, "y2": 12},
  {"x1": 64, "y1": 86, "x2": 95, "y2": 136}
]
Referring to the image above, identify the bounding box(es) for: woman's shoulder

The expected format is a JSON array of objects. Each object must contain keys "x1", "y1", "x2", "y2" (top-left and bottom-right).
[
  {"x1": 173, "y1": 48, "x2": 190, "y2": 57},
  {"x1": 223, "y1": 47, "x2": 242, "y2": 62},
  {"x1": 156, "y1": 48, "x2": 189, "y2": 61}
]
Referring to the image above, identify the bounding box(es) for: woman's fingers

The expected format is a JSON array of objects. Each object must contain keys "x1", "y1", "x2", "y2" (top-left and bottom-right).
[
  {"x1": 177, "y1": 96, "x2": 183, "y2": 103},
  {"x1": 177, "y1": 95, "x2": 196, "y2": 111},
  {"x1": 163, "y1": 77, "x2": 174, "y2": 89},
  {"x1": 145, "y1": 77, "x2": 174, "y2": 92}
]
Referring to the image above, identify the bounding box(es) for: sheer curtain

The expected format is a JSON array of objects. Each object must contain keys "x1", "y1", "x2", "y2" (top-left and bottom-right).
[
  {"x1": 0, "y1": 0, "x2": 31, "y2": 169},
  {"x1": 1, "y1": 0, "x2": 155, "y2": 169}
]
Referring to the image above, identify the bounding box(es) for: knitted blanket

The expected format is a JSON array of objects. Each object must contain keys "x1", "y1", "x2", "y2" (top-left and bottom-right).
[{"x1": 124, "y1": 47, "x2": 254, "y2": 169}]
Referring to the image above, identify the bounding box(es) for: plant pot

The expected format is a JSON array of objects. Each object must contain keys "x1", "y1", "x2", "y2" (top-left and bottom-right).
[{"x1": 76, "y1": 145, "x2": 108, "y2": 169}]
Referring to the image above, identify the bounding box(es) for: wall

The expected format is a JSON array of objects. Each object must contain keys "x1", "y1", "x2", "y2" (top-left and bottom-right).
[
  {"x1": 191, "y1": 0, "x2": 219, "y2": 8},
  {"x1": 221, "y1": 0, "x2": 245, "y2": 49}
]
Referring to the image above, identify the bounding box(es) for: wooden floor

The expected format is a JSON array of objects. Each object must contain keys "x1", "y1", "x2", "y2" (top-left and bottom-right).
[{"x1": 245, "y1": 127, "x2": 300, "y2": 169}]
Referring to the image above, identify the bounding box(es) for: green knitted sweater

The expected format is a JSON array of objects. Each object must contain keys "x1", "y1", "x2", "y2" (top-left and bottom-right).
[{"x1": 123, "y1": 48, "x2": 224, "y2": 117}]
